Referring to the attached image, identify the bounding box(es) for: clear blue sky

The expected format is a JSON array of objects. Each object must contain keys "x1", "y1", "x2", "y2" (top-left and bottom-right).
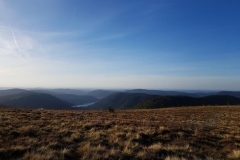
[{"x1": 0, "y1": 0, "x2": 240, "y2": 90}]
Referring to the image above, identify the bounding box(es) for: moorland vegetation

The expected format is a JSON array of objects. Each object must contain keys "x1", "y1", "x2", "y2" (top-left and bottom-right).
[{"x1": 0, "y1": 106, "x2": 240, "y2": 160}]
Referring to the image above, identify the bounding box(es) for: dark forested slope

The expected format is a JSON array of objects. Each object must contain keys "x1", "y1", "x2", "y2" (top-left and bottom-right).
[
  {"x1": 0, "y1": 92, "x2": 72, "y2": 109},
  {"x1": 87, "y1": 92, "x2": 159, "y2": 110},
  {"x1": 133, "y1": 95, "x2": 240, "y2": 109}
]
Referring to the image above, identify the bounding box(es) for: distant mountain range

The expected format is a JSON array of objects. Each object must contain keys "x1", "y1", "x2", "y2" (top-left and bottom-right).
[
  {"x1": 34, "y1": 88, "x2": 90, "y2": 95},
  {"x1": 125, "y1": 89, "x2": 240, "y2": 98},
  {"x1": 218, "y1": 91, "x2": 240, "y2": 98},
  {"x1": 49, "y1": 94, "x2": 98, "y2": 105},
  {"x1": 87, "y1": 93, "x2": 240, "y2": 110},
  {"x1": 87, "y1": 89, "x2": 117, "y2": 99},
  {"x1": 0, "y1": 89, "x2": 98, "y2": 109},
  {"x1": 0, "y1": 88, "x2": 27, "y2": 96},
  {"x1": 0, "y1": 88, "x2": 240, "y2": 110},
  {"x1": 33, "y1": 90, "x2": 98, "y2": 105},
  {"x1": 125, "y1": 89, "x2": 205, "y2": 97}
]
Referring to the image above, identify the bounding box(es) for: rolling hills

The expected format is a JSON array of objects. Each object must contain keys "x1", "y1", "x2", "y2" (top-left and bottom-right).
[
  {"x1": 125, "y1": 89, "x2": 193, "y2": 96},
  {"x1": 87, "y1": 92, "x2": 160, "y2": 110},
  {"x1": 124, "y1": 89, "x2": 217, "y2": 97},
  {"x1": 87, "y1": 92, "x2": 240, "y2": 110},
  {"x1": 33, "y1": 90, "x2": 98, "y2": 105},
  {"x1": 133, "y1": 95, "x2": 240, "y2": 109},
  {"x1": 1, "y1": 88, "x2": 240, "y2": 110},
  {"x1": 218, "y1": 91, "x2": 240, "y2": 98},
  {"x1": 51, "y1": 94, "x2": 98, "y2": 105},
  {"x1": 34, "y1": 88, "x2": 90, "y2": 95},
  {"x1": 0, "y1": 88, "x2": 27, "y2": 96},
  {"x1": 0, "y1": 92, "x2": 72, "y2": 109},
  {"x1": 87, "y1": 89, "x2": 117, "y2": 99},
  {"x1": 0, "y1": 89, "x2": 99, "y2": 107}
]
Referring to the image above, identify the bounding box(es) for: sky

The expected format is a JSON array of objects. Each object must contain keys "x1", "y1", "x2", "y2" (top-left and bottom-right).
[{"x1": 0, "y1": 0, "x2": 240, "y2": 90}]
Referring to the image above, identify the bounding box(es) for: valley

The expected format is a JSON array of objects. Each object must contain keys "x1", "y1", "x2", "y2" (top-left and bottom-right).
[{"x1": 1, "y1": 88, "x2": 240, "y2": 110}]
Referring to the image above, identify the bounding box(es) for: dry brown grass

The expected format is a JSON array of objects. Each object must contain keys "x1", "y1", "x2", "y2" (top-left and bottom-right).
[
  {"x1": 227, "y1": 150, "x2": 240, "y2": 159},
  {"x1": 0, "y1": 106, "x2": 240, "y2": 159}
]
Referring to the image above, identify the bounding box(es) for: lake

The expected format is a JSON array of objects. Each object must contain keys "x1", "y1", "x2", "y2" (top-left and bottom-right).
[{"x1": 72, "y1": 102, "x2": 96, "y2": 107}]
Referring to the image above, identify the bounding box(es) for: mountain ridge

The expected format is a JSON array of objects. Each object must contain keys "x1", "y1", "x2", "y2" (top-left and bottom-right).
[
  {"x1": 0, "y1": 88, "x2": 27, "y2": 97},
  {"x1": 87, "y1": 92, "x2": 160, "y2": 110},
  {"x1": 0, "y1": 92, "x2": 72, "y2": 109},
  {"x1": 133, "y1": 95, "x2": 240, "y2": 109}
]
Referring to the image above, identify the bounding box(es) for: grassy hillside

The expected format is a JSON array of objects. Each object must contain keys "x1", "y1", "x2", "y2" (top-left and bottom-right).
[
  {"x1": 0, "y1": 106, "x2": 239, "y2": 159},
  {"x1": 0, "y1": 92, "x2": 72, "y2": 109},
  {"x1": 87, "y1": 92, "x2": 159, "y2": 110},
  {"x1": 133, "y1": 95, "x2": 240, "y2": 109}
]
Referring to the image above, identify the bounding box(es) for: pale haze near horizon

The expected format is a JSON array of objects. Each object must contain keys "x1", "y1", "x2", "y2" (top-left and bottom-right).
[{"x1": 0, "y1": 0, "x2": 240, "y2": 90}]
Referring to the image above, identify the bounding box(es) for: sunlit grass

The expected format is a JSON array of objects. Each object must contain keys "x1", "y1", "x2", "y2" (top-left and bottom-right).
[{"x1": 0, "y1": 106, "x2": 240, "y2": 159}]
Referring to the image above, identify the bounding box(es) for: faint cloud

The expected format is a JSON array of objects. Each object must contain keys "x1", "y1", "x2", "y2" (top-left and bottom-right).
[{"x1": 0, "y1": 26, "x2": 35, "y2": 60}]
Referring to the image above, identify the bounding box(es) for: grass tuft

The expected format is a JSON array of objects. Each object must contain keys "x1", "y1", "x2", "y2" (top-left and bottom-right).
[{"x1": 227, "y1": 150, "x2": 240, "y2": 159}]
